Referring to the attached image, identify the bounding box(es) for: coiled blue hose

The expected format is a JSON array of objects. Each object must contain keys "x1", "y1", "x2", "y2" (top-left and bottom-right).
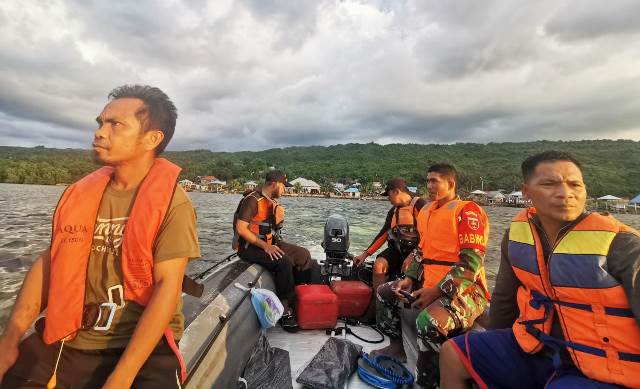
[{"x1": 356, "y1": 352, "x2": 414, "y2": 388}]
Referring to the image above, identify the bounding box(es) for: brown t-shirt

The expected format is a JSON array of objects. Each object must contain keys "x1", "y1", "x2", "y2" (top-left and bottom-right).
[{"x1": 67, "y1": 184, "x2": 201, "y2": 350}]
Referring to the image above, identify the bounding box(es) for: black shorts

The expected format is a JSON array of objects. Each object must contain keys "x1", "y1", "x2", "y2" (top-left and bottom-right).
[
  {"x1": 376, "y1": 245, "x2": 406, "y2": 279},
  {"x1": 1, "y1": 333, "x2": 182, "y2": 389}
]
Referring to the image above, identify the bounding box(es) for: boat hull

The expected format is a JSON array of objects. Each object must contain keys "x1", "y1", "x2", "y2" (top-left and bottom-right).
[{"x1": 181, "y1": 258, "x2": 275, "y2": 388}]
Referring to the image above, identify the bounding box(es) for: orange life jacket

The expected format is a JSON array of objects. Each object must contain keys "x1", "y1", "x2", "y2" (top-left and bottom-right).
[
  {"x1": 508, "y1": 208, "x2": 640, "y2": 388},
  {"x1": 388, "y1": 196, "x2": 420, "y2": 251},
  {"x1": 45, "y1": 158, "x2": 187, "y2": 381},
  {"x1": 232, "y1": 191, "x2": 284, "y2": 250},
  {"x1": 417, "y1": 199, "x2": 489, "y2": 294}
]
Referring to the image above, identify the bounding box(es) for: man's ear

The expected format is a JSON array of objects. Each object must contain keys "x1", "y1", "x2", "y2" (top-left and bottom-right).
[
  {"x1": 521, "y1": 183, "x2": 530, "y2": 200},
  {"x1": 449, "y1": 177, "x2": 456, "y2": 192},
  {"x1": 144, "y1": 129, "x2": 164, "y2": 152}
]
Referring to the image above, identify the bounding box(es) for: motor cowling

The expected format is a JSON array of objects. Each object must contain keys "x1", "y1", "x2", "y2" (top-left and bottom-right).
[{"x1": 323, "y1": 214, "x2": 350, "y2": 257}]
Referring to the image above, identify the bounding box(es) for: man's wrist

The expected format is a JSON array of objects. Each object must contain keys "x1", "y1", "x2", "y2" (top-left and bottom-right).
[{"x1": 1, "y1": 323, "x2": 25, "y2": 346}]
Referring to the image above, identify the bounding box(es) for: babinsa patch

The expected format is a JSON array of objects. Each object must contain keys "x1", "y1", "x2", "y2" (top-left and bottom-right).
[{"x1": 465, "y1": 210, "x2": 480, "y2": 231}]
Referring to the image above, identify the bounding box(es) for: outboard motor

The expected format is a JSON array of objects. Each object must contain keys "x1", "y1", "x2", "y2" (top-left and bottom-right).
[
  {"x1": 323, "y1": 214, "x2": 350, "y2": 259},
  {"x1": 321, "y1": 214, "x2": 353, "y2": 282}
]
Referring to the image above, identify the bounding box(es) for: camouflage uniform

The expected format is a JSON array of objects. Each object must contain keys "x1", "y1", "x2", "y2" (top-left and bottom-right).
[{"x1": 376, "y1": 201, "x2": 489, "y2": 388}]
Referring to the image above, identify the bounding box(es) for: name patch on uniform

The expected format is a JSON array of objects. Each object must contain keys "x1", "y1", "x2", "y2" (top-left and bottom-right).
[
  {"x1": 457, "y1": 204, "x2": 487, "y2": 250},
  {"x1": 459, "y1": 233, "x2": 485, "y2": 246}
]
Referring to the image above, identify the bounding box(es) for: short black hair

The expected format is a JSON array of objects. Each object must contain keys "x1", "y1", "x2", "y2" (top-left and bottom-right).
[
  {"x1": 265, "y1": 170, "x2": 287, "y2": 184},
  {"x1": 108, "y1": 85, "x2": 177, "y2": 154},
  {"x1": 427, "y1": 163, "x2": 458, "y2": 186},
  {"x1": 521, "y1": 151, "x2": 583, "y2": 182}
]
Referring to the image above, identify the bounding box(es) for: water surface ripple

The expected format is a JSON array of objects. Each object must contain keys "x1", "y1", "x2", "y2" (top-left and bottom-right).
[{"x1": 2, "y1": 183, "x2": 639, "y2": 331}]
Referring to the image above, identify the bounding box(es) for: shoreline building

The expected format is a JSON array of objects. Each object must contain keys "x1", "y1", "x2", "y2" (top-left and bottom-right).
[{"x1": 290, "y1": 177, "x2": 321, "y2": 194}]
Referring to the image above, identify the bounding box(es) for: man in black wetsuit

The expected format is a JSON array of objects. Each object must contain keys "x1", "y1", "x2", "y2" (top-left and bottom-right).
[{"x1": 353, "y1": 178, "x2": 428, "y2": 292}]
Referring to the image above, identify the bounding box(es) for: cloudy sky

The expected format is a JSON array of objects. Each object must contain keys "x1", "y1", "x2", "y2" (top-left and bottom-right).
[{"x1": 1, "y1": 0, "x2": 639, "y2": 151}]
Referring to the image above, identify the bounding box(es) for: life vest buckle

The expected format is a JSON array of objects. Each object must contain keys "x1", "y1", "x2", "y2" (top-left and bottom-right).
[
  {"x1": 93, "y1": 302, "x2": 117, "y2": 331},
  {"x1": 108, "y1": 284, "x2": 125, "y2": 309}
]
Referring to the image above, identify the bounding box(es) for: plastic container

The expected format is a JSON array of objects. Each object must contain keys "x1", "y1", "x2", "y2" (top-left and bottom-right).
[
  {"x1": 295, "y1": 284, "x2": 338, "y2": 330},
  {"x1": 330, "y1": 280, "x2": 372, "y2": 318}
]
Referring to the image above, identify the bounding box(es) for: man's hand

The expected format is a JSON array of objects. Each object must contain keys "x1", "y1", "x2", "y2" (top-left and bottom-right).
[
  {"x1": 392, "y1": 277, "x2": 414, "y2": 302},
  {"x1": 411, "y1": 287, "x2": 442, "y2": 310},
  {"x1": 0, "y1": 336, "x2": 19, "y2": 384},
  {"x1": 0, "y1": 250, "x2": 49, "y2": 384},
  {"x1": 353, "y1": 253, "x2": 368, "y2": 267},
  {"x1": 264, "y1": 244, "x2": 285, "y2": 261},
  {"x1": 105, "y1": 257, "x2": 188, "y2": 387}
]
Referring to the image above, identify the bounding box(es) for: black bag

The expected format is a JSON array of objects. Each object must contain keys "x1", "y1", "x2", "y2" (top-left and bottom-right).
[
  {"x1": 296, "y1": 337, "x2": 363, "y2": 389},
  {"x1": 237, "y1": 332, "x2": 292, "y2": 389}
]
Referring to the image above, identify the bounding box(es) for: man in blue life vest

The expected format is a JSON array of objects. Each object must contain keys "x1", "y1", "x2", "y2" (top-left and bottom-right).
[
  {"x1": 0, "y1": 85, "x2": 200, "y2": 389},
  {"x1": 439, "y1": 151, "x2": 640, "y2": 389}
]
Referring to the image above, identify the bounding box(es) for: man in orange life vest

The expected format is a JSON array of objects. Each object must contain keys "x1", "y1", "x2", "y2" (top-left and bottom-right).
[
  {"x1": 353, "y1": 178, "x2": 428, "y2": 292},
  {"x1": 440, "y1": 151, "x2": 640, "y2": 389},
  {"x1": 234, "y1": 170, "x2": 315, "y2": 332},
  {"x1": 374, "y1": 163, "x2": 490, "y2": 388},
  {"x1": 0, "y1": 85, "x2": 200, "y2": 389}
]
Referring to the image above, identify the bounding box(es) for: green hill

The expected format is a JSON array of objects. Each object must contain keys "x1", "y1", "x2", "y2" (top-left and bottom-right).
[{"x1": 1, "y1": 140, "x2": 638, "y2": 198}]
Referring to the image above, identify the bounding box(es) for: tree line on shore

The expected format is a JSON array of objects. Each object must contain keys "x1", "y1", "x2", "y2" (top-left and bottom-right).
[{"x1": 0, "y1": 140, "x2": 638, "y2": 198}]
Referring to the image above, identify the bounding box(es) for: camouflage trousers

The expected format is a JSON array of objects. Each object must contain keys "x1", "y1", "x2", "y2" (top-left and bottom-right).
[{"x1": 376, "y1": 280, "x2": 488, "y2": 388}]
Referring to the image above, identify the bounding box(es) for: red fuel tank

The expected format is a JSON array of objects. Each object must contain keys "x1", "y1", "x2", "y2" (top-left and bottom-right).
[
  {"x1": 330, "y1": 280, "x2": 372, "y2": 318},
  {"x1": 295, "y1": 284, "x2": 338, "y2": 330}
]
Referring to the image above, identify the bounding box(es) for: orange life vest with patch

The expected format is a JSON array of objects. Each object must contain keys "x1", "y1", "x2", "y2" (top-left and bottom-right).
[
  {"x1": 232, "y1": 191, "x2": 284, "y2": 250},
  {"x1": 417, "y1": 199, "x2": 489, "y2": 293},
  {"x1": 45, "y1": 158, "x2": 181, "y2": 344},
  {"x1": 508, "y1": 208, "x2": 640, "y2": 388}
]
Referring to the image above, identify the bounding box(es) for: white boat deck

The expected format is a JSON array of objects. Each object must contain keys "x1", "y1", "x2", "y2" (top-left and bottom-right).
[{"x1": 266, "y1": 320, "x2": 417, "y2": 388}]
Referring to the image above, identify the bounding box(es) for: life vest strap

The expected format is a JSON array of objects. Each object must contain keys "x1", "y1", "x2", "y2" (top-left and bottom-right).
[
  {"x1": 419, "y1": 258, "x2": 456, "y2": 267},
  {"x1": 619, "y1": 352, "x2": 640, "y2": 363},
  {"x1": 81, "y1": 302, "x2": 117, "y2": 331},
  {"x1": 521, "y1": 292, "x2": 640, "y2": 371},
  {"x1": 164, "y1": 328, "x2": 187, "y2": 383},
  {"x1": 527, "y1": 291, "x2": 633, "y2": 318}
]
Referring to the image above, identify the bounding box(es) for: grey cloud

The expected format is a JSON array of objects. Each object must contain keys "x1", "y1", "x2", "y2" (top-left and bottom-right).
[
  {"x1": 545, "y1": 0, "x2": 640, "y2": 42},
  {"x1": 240, "y1": 0, "x2": 321, "y2": 50},
  {"x1": 1, "y1": 0, "x2": 639, "y2": 153},
  {"x1": 0, "y1": 113, "x2": 90, "y2": 148},
  {"x1": 410, "y1": 2, "x2": 554, "y2": 79}
]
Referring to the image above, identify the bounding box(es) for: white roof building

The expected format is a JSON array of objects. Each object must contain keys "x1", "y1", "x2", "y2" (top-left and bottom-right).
[
  {"x1": 290, "y1": 177, "x2": 321, "y2": 193},
  {"x1": 597, "y1": 195, "x2": 622, "y2": 201}
]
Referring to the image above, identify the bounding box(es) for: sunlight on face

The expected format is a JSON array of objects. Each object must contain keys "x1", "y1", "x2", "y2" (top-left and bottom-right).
[
  {"x1": 523, "y1": 161, "x2": 587, "y2": 223},
  {"x1": 426, "y1": 172, "x2": 455, "y2": 201},
  {"x1": 272, "y1": 181, "x2": 285, "y2": 198},
  {"x1": 92, "y1": 98, "x2": 149, "y2": 166},
  {"x1": 388, "y1": 189, "x2": 404, "y2": 206}
]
